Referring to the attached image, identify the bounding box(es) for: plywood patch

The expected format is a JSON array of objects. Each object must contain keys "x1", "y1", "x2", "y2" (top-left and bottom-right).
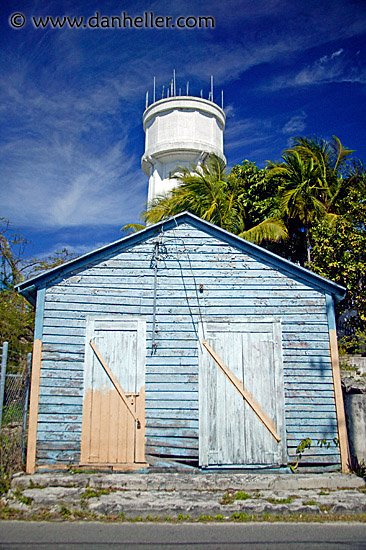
[
  {"x1": 81, "y1": 388, "x2": 145, "y2": 464},
  {"x1": 80, "y1": 316, "x2": 146, "y2": 466}
]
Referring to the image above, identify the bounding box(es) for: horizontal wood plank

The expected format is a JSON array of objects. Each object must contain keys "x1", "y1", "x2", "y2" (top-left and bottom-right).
[{"x1": 34, "y1": 222, "x2": 338, "y2": 469}]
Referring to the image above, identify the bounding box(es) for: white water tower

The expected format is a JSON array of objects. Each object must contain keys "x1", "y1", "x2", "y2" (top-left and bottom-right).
[{"x1": 141, "y1": 76, "x2": 226, "y2": 203}]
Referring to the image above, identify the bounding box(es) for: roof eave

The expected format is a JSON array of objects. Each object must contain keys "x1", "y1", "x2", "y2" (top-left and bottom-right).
[{"x1": 16, "y1": 211, "x2": 346, "y2": 301}]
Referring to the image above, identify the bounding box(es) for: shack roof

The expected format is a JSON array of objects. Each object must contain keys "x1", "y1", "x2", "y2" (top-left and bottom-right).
[{"x1": 16, "y1": 211, "x2": 346, "y2": 306}]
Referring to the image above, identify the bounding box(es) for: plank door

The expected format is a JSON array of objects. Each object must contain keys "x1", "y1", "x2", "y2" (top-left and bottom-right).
[
  {"x1": 199, "y1": 318, "x2": 287, "y2": 467},
  {"x1": 80, "y1": 317, "x2": 146, "y2": 466}
]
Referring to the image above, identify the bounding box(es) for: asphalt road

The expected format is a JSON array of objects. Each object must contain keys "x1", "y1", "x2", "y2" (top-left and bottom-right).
[{"x1": 0, "y1": 522, "x2": 366, "y2": 550}]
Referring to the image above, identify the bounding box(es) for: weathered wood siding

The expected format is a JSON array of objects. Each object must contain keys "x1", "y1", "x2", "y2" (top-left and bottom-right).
[
  {"x1": 80, "y1": 317, "x2": 146, "y2": 465},
  {"x1": 36, "y1": 222, "x2": 340, "y2": 467},
  {"x1": 199, "y1": 319, "x2": 287, "y2": 467}
]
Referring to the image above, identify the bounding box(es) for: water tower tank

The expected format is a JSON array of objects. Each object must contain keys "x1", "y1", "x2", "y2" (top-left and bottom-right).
[{"x1": 142, "y1": 96, "x2": 226, "y2": 203}]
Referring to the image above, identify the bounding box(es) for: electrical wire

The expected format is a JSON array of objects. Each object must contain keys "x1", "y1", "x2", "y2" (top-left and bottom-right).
[
  {"x1": 150, "y1": 229, "x2": 168, "y2": 353},
  {"x1": 149, "y1": 220, "x2": 206, "y2": 353},
  {"x1": 172, "y1": 218, "x2": 206, "y2": 344}
]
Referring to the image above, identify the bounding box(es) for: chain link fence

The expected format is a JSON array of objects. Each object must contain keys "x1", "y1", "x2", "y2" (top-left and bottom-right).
[{"x1": 0, "y1": 342, "x2": 31, "y2": 490}]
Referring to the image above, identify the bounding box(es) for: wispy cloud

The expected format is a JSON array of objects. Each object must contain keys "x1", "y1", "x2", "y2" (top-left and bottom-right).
[
  {"x1": 34, "y1": 240, "x2": 115, "y2": 260},
  {"x1": 2, "y1": 0, "x2": 366, "y2": 240},
  {"x1": 0, "y1": 134, "x2": 146, "y2": 228},
  {"x1": 224, "y1": 107, "x2": 310, "y2": 166},
  {"x1": 266, "y1": 49, "x2": 366, "y2": 90},
  {"x1": 0, "y1": 58, "x2": 147, "y2": 229},
  {"x1": 225, "y1": 113, "x2": 273, "y2": 150},
  {"x1": 185, "y1": 0, "x2": 366, "y2": 85},
  {"x1": 282, "y1": 112, "x2": 307, "y2": 135}
]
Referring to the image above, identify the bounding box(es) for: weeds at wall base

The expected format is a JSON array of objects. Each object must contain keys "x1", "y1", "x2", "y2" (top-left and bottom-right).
[
  {"x1": 0, "y1": 429, "x2": 25, "y2": 496},
  {"x1": 349, "y1": 457, "x2": 366, "y2": 481},
  {"x1": 0, "y1": 502, "x2": 365, "y2": 523}
]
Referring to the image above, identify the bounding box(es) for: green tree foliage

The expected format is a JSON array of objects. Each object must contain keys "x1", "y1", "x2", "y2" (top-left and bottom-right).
[
  {"x1": 267, "y1": 135, "x2": 360, "y2": 265},
  {"x1": 267, "y1": 151, "x2": 327, "y2": 263},
  {"x1": 288, "y1": 135, "x2": 354, "y2": 209},
  {"x1": 227, "y1": 160, "x2": 280, "y2": 226},
  {"x1": 0, "y1": 220, "x2": 34, "y2": 353},
  {"x1": 311, "y1": 187, "x2": 366, "y2": 329},
  {"x1": 0, "y1": 219, "x2": 77, "y2": 354},
  {"x1": 0, "y1": 288, "x2": 34, "y2": 355},
  {"x1": 27, "y1": 248, "x2": 77, "y2": 278},
  {"x1": 143, "y1": 155, "x2": 287, "y2": 244}
]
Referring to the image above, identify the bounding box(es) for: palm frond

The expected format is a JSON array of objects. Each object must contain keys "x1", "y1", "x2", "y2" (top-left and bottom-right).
[
  {"x1": 121, "y1": 223, "x2": 146, "y2": 234},
  {"x1": 330, "y1": 135, "x2": 354, "y2": 173},
  {"x1": 324, "y1": 212, "x2": 338, "y2": 227},
  {"x1": 239, "y1": 218, "x2": 288, "y2": 243}
]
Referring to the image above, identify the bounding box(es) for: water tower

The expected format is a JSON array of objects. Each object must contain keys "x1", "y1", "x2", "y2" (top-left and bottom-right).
[{"x1": 141, "y1": 75, "x2": 226, "y2": 203}]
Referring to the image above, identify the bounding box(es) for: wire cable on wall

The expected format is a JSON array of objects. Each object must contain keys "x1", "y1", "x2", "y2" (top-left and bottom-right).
[
  {"x1": 150, "y1": 229, "x2": 168, "y2": 353},
  {"x1": 172, "y1": 219, "x2": 206, "y2": 345},
  {"x1": 149, "y1": 221, "x2": 206, "y2": 353}
]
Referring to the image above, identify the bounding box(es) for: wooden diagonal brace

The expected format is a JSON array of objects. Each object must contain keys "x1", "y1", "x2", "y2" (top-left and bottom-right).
[
  {"x1": 202, "y1": 339, "x2": 280, "y2": 442},
  {"x1": 89, "y1": 340, "x2": 141, "y2": 429}
]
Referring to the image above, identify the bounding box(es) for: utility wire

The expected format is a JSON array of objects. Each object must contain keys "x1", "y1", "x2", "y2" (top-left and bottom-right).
[
  {"x1": 150, "y1": 229, "x2": 168, "y2": 353},
  {"x1": 172, "y1": 219, "x2": 206, "y2": 345}
]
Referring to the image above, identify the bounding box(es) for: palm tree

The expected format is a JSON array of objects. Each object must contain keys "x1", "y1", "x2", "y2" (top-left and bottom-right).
[
  {"x1": 143, "y1": 154, "x2": 288, "y2": 244},
  {"x1": 338, "y1": 158, "x2": 366, "y2": 209},
  {"x1": 267, "y1": 136, "x2": 357, "y2": 264},
  {"x1": 267, "y1": 151, "x2": 327, "y2": 264},
  {"x1": 287, "y1": 135, "x2": 354, "y2": 211},
  {"x1": 144, "y1": 155, "x2": 232, "y2": 228}
]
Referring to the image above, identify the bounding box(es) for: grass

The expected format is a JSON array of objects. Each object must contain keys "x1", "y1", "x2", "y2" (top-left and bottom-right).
[
  {"x1": 0, "y1": 427, "x2": 24, "y2": 495},
  {"x1": 12, "y1": 488, "x2": 33, "y2": 506},
  {"x1": 60, "y1": 505, "x2": 72, "y2": 518},
  {"x1": 146, "y1": 515, "x2": 161, "y2": 521},
  {"x1": 2, "y1": 404, "x2": 23, "y2": 426},
  {"x1": 80, "y1": 487, "x2": 113, "y2": 500},
  {"x1": 69, "y1": 468, "x2": 100, "y2": 475},
  {"x1": 220, "y1": 490, "x2": 251, "y2": 505},
  {"x1": 28, "y1": 479, "x2": 45, "y2": 490},
  {"x1": 234, "y1": 491, "x2": 251, "y2": 501},
  {"x1": 349, "y1": 457, "x2": 366, "y2": 481},
  {"x1": 198, "y1": 515, "x2": 214, "y2": 521},
  {"x1": 220, "y1": 492, "x2": 235, "y2": 505},
  {"x1": 231, "y1": 512, "x2": 248, "y2": 520},
  {"x1": 80, "y1": 487, "x2": 115, "y2": 507},
  {"x1": 0, "y1": 499, "x2": 365, "y2": 523},
  {"x1": 266, "y1": 497, "x2": 293, "y2": 504}
]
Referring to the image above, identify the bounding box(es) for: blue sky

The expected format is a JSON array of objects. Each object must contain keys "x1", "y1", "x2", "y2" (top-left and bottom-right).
[{"x1": 1, "y1": 0, "x2": 366, "y2": 261}]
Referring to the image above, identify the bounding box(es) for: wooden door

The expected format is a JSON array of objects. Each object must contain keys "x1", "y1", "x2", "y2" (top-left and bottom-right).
[
  {"x1": 199, "y1": 318, "x2": 287, "y2": 467},
  {"x1": 80, "y1": 317, "x2": 146, "y2": 466}
]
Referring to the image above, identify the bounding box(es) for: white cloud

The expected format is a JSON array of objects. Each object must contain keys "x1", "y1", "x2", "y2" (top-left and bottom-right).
[
  {"x1": 224, "y1": 117, "x2": 273, "y2": 153},
  {"x1": 282, "y1": 112, "x2": 307, "y2": 135},
  {"x1": 0, "y1": 133, "x2": 146, "y2": 228},
  {"x1": 266, "y1": 49, "x2": 366, "y2": 90},
  {"x1": 2, "y1": 0, "x2": 366, "y2": 237},
  {"x1": 223, "y1": 104, "x2": 234, "y2": 118},
  {"x1": 224, "y1": 109, "x2": 311, "y2": 167},
  {"x1": 0, "y1": 64, "x2": 147, "y2": 228}
]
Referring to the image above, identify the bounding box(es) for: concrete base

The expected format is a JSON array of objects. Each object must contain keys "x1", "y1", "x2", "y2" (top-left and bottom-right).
[
  {"x1": 5, "y1": 472, "x2": 366, "y2": 519},
  {"x1": 344, "y1": 393, "x2": 366, "y2": 462},
  {"x1": 11, "y1": 472, "x2": 365, "y2": 492},
  {"x1": 343, "y1": 356, "x2": 366, "y2": 376}
]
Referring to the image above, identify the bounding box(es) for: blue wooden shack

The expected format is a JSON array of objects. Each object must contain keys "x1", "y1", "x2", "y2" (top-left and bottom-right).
[{"x1": 17, "y1": 212, "x2": 350, "y2": 473}]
